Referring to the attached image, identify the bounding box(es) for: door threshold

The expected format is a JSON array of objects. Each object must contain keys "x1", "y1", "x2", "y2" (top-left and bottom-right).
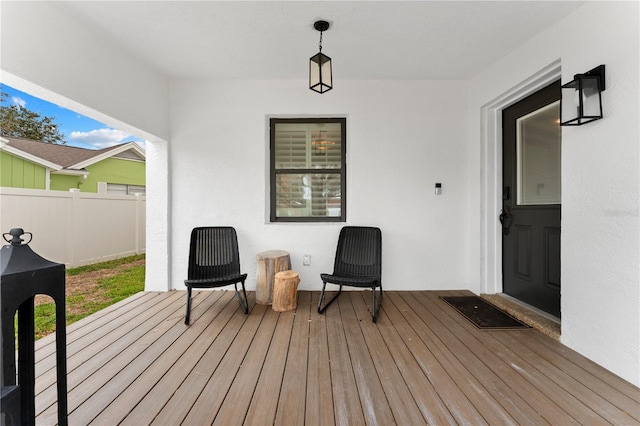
[
  {"x1": 480, "y1": 293, "x2": 561, "y2": 340},
  {"x1": 499, "y1": 294, "x2": 561, "y2": 324}
]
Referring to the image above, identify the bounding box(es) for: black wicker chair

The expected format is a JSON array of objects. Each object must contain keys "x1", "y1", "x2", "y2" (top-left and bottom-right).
[
  {"x1": 184, "y1": 227, "x2": 248, "y2": 325},
  {"x1": 317, "y1": 226, "x2": 383, "y2": 322}
]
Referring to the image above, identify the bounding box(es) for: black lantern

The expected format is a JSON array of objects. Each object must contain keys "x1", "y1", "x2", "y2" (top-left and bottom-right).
[
  {"x1": 560, "y1": 65, "x2": 605, "y2": 126},
  {"x1": 310, "y1": 20, "x2": 332, "y2": 94},
  {"x1": 0, "y1": 228, "x2": 68, "y2": 425}
]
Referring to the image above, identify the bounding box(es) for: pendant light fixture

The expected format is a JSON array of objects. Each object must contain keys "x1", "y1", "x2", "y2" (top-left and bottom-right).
[{"x1": 309, "y1": 20, "x2": 332, "y2": 94}]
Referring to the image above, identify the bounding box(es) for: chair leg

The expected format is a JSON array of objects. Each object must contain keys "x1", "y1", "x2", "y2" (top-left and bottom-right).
[
  {"x1": 185, "y1": 287, "x2": 192, "y2": 325},
  {"x1": 371, "y1": 284, "x2": 383, "y2": 323},
  {"x1": 234, "y1": 281, "x2": 249, "y2": 314},
  {"x1": 317, "y1": 282, "x2": 343, "y2": 314}
]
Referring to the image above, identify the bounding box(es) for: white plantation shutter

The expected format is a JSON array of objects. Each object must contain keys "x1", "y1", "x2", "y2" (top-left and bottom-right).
[
  {"x1": 271, "y1": 119, "x2": 345, "y2": 221},
  {"x1": 274, "y1": 126, "x2": 307, "y2": 169}
]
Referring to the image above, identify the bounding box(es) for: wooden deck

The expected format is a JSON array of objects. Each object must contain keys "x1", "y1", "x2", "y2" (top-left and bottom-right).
[{"x1": 34, "y1": 290, "x2": 640, "y2": 425}]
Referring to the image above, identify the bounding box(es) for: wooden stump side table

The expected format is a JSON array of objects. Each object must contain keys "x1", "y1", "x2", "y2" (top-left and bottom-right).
[
  {"x1": 272, "y1": 270, "x2": 300, "y2": 312},
  {"x1": 256, "y1": 250, "x2": 291, "y2": 305}
]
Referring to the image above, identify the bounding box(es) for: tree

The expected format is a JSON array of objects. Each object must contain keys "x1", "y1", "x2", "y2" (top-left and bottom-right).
[{"x1": 1, "y1": 91, "x2": 66, "y2": 144}]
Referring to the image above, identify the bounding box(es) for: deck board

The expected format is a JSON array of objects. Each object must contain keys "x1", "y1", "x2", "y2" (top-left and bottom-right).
[
  {"x1": 411, "y1": 291, "x2": 578, "y2": 424},
  {"x1": 70, "y1": 291, "x2": 223, "y2": 425},
  {"x1": 305, "y1": 293, "x2": 334, "y2": 426},
  {"x1": 122, "y1": 292, "x2": 235, "y2": 425},
  {"x1": 349, "y1": 292, "x2": 427, "y2": 424},
  {"x1": 324, "y1": 293, "x2": 365, "y2": 425},
  {"x1": 213, "y1": 303, "x2": 279, "y2": 426},
  {"x1": 338, "y1": 294, "x2": 395, "y2": 425},
  {"x1": 33, "y1": 290, "x2": 640, "y2": 425},
  {"x1": 150, "y1": 292, "x2": 252, "y2": 425},
  {"x1": 181, "y1": 303, "x2": 268, "y2": 424},
  {"x1": 524, "y1": 331, "x2": 640, "y2": 419},
  {"x1": 243, "y1": 304, "x2": 295, "y2": 425},
  {"x1": 371, "y1": 292, "x2": 460, "y2": 425},
  {"x1": 387, "y1": 292, "x2": 512, "y2": 425},
  {"x1": 35, "y1": 291, "x2": 170, "y2": 406},
  {"x1": 94, "y1": 291, "x2": 229, "y2": 425},
  {"x1": 274, "y1": 291, "x2": 311, "y2": 426},
  {"x1": 418, "y1": 291, "x2": 602, "y2": 424}
]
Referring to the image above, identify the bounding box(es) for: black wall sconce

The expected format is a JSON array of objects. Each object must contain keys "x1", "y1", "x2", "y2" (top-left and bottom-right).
[
  {"x1": 309, "y1": 20, "x2": 332, "y2": 94},
  {"x1": 560, "y1": 64, "x2": 605, "y2": 126}
]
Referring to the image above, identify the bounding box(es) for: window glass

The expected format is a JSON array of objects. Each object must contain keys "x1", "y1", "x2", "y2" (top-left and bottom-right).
[
  {"x1": 106, "y1": 183, "x2": 127, "y2": 195},
  {"x1": 516, "y1": 101, "x2": 561, "y2": 205},
  {"x1": 274, "y1": 122, "x2": 342, "y2": 169},
  {"x1": 271, "y1": 119, "x2": 345, "y2": 222},
  {"x1": 127, "y1": 185, "x2": 146, "y2": 196}
]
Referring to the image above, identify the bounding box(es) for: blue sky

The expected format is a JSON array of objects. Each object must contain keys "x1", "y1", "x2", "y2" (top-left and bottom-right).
[{"x1": 1, "y1": 83, "x2": 145, "y2": 150}]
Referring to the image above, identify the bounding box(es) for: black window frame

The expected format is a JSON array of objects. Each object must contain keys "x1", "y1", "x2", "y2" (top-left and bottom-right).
[{"x1": 270, "y1": 117, "x2": 347, "y2": 223}]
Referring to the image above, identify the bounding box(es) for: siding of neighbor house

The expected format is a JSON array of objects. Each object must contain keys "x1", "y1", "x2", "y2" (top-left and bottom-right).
[
  {"x1": 50, "y1": 173, "x2": 81, "y2": 191},
  {"x1": 0, "y1": 150, "x2": 46, "y2": 189},
  {"x1": 1, "y1": 150, "x2": 145, "y2": 192},
  {"x1": 81, "y1": 157, "x2": 145, "y2": 193}
]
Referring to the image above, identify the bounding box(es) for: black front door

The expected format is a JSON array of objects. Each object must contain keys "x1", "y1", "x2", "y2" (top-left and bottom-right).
[{"x1": 502, "y1": 81, "x2": 561, "y2": 318}]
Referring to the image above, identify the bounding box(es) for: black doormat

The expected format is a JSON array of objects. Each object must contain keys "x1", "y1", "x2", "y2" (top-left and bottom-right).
[{"x1": 440, "y1": 296, "x2": 531, "y2": 330}]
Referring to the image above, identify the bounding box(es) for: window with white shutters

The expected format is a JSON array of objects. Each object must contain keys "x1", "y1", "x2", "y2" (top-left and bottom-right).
[
  {"x1": 107, "y1": 183, "x2": 146, "y2": 196},
  {"x1": 270, "y1": 118, "x2": 346, "y2": 222}
]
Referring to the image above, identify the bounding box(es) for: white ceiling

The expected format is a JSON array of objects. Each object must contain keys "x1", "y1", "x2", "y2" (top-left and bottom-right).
[{"x1": 56, "y1": 1, "x2": 584, "y2": 81}]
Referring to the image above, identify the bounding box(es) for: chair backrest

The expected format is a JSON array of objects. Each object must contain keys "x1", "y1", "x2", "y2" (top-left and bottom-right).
[
  {"x1": 188, "y1": 227, "x2": 241, "y2": 280},
  {"x1": 333, "y1": 226, "x2": 382, "y2": 279}
]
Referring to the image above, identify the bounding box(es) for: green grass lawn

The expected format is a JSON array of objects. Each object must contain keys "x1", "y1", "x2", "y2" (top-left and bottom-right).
[{"x1": 31, "y1": 255, "x2": 145, "y2": 339}]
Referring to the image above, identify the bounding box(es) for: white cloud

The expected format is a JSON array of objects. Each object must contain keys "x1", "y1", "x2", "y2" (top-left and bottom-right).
[
  {"x1": 69, "y1": 128, "x2": 132, "y2": 149},
  {"x1": 12, "y1": 96, "x2": 26, "y2": 109}
]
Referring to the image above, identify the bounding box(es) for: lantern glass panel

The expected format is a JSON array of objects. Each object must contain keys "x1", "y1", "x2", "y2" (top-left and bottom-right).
[
  {"x1": 321, "y1": 58, "x2": 332, "y2": 87},
  {"x1": 310, "y1": 54, "x2": 321, "y2": 89},
  {"x1": 561, "y1": 82, "x2": 579, "y2": 125},
  {"x1": 581, "y1": 76, "x2": 602, "y2": 118}
]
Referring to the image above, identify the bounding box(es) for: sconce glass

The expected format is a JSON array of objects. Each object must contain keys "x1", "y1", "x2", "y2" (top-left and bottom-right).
[{"x1": 560, "y1": 65, "x2": 605, "y2": 126}]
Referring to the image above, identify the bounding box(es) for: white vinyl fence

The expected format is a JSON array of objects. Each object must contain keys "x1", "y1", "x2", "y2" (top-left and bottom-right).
[{"x1": 0, "y1": 187, "x2": 145, "y2": 268}]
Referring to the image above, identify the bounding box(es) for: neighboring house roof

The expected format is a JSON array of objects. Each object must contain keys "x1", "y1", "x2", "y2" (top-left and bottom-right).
[{"x1": 0, "y1": 136, "x2": 145, "y2": 172}]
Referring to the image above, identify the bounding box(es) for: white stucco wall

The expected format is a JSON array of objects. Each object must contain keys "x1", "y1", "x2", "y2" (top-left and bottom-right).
[
  {"x1": 168, "y1": 79, "x2": 471, "y2": 293},
  {"x1": 467, "y1": 1, "x2": 639, "y2": 386}
]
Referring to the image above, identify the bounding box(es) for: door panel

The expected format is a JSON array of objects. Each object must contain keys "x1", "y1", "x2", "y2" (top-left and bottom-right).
[
  {"x1": 502, "y1": 81, "x2": 561, "y2": 318},
  {"x1": 515, "y1": 225, "x2": 532, "y2": 279},
  {"x1": 545, "y1": 227, "x2": 561, "y2": 287}
]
